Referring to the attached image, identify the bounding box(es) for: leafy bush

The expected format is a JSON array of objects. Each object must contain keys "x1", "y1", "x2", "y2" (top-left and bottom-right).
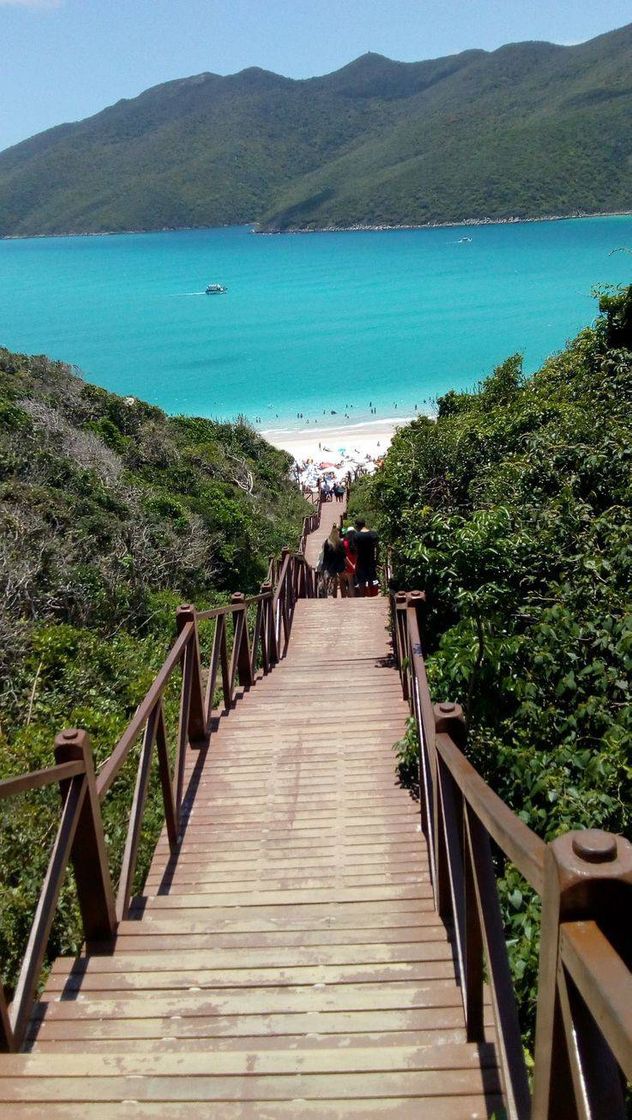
[
  {"x1": 361, "y1": 286, "x2": 632, "y2": 1040},
  {"x1": 0, "y1": 347, "x2": 309, "y2": 992}
]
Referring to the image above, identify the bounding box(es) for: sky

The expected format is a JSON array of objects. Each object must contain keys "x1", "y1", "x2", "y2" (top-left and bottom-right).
[{"x1": 0, "y1": 0, "x2": 630, "y2": 151}]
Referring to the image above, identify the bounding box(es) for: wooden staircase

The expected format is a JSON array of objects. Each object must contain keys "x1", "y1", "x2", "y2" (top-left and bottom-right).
[{"x1": 0, "y1": 595, "x2": 503, "y2": 1117}]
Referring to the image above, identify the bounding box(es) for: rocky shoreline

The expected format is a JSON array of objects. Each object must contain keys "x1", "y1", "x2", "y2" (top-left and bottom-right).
[
  {"x1": 2, "y1": 209, "x2": 631, "y2": 241},
  {"x1": 256, "y1": 209, "x2": 632, "y2": 235}
]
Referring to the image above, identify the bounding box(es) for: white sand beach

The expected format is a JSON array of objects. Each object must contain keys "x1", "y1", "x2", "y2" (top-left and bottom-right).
[{"x1": 263, "y1": 416, "x2": 412, "y2": 466}]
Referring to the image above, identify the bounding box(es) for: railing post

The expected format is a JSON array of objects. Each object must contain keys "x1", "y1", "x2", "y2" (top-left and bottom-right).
[
  {"x1": 0, "y1": 978, "x2": 13, "y2": 1052},
  {"x1": 230, "y1": 592, "x2": 254, "y2": 688},
  {"x1": 406, "y1": 591, "x2": 426, "y2": 701},
  {"x1": 267, "y1": 586, "x2": 279, "y2": 665},
  {"x1": 532, "y1": 829, "x2": 632, "y2": 1120},
  {"x1": 259, "y1": 583, "x2": 272, "y2": 672},
  {"x1": 279, "y1": 545, "x2": 291, "y2": 647},
  {"x1": 407, "y1": 590, "x2": 426, "y2": 639},
  {"x1": 434, "y1": 701, "x2": 466, "y2": 748},
  {"x1": 433, "y1": 703, "x2": 466, "y2": 923},
  {"x1": 176, "y1": 604, "x2": 207, "y2": 746},
  {"x1": 394, "y1": 592, "x2": 409, "y2": 693},
  {"x1": 54, "y1": 729, "x2": 116, "y2": 943}
]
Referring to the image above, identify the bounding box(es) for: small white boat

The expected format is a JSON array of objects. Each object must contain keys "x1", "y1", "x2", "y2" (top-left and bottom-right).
[{"x1": 205, "y1": 283, "x2": 227, "y2": 294}]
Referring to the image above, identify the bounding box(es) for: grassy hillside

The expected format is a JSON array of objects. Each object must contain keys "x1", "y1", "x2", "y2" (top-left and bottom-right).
[
  {"x1": 0, "y1": 25, "x2": 630, "y2": 236},
  {"x1": 349, "y1": 284, "x2": 632, "y2": 1037},
  {"x1": 0, "y1": 349, "x2": 307, "y2": 983}
]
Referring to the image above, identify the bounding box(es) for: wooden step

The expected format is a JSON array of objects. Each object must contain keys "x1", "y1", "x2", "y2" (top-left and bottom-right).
[
  {"x1": 0, "y1": 1098, "x2": 504, "y2": 1118},
  {"x1": 0, "y1": 592, "x2": 503, "y2": 1116}
]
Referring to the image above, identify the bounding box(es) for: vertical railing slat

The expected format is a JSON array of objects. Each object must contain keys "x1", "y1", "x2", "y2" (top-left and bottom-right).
[
  {"x1": 465, "y1": 807, "x2": 531, "y2": 1120},
  {"x1": 0, "y1": 986, "x2": 13, "y2": 1053},
  {"x1": 174, "y1": 637, "x2": 194, "y2": 819},
  {"x1": 10, "y1": 772, "x2": 86, "y2": 1047},
  {"x1": 219, "y1": 615, "x2": 232, "y2": 710},
  {"x1": 204, "y1": 614, "x2": 223, "y2": 724},
  {"x1": 175, "y1": 606, "x2": 206, "y2": 746},
  {"x1": 463, "y1": 805, "x2": 485, "y2": 1042},
  {"x1": 115, "y1": 703, "x2": 160, "y2": 923},
  {"x1": 156, "y1": 704, "x2": 179, "y2": 849}
]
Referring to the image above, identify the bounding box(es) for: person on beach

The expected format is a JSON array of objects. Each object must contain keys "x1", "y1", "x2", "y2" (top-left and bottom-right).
[
  {"x1": 353, "y1": 519, "x2": 379, "y2": 596},
  {"x1": 322, "y1": 526, "x2": 347, "y2": 597}
]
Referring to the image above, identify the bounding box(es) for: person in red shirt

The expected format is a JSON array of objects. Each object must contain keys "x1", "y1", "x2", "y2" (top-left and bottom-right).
[{"x1": 341, "y1": 527, "x2": 357, "y2": 598}]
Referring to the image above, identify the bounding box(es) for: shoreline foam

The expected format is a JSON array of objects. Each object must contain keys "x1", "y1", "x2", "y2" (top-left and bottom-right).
[{"x1": 260, "y1": 415, "x2": 416, "y2": 439}]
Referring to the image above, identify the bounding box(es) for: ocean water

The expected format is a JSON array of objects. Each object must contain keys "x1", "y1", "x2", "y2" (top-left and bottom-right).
[{"x1": 0, "y1": 218, "x2": 630, "y2": 429}]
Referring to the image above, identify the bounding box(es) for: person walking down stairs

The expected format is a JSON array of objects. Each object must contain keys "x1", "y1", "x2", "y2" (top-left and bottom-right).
[
  {"x1": 321, "y1": 525, "x2": 348, "y2": 597},
  {"x1": 352, "y1": 518, "x2": 380, "y2": 597}
]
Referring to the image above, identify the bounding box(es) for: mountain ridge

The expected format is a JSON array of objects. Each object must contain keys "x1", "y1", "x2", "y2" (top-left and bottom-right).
[{"x1": 0, "y1": 24, "x2": 630, "y2": 236}]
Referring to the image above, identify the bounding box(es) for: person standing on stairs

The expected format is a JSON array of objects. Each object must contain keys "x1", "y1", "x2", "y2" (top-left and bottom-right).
[
  {"x1": 353, "y1": 518, "x2": 379, "y2": 596},
  {"x1": 322, "y1": 525, "x2": 348, "y2": 597},
  {"x1": 341, "y1": 526, "x2": 357, "y2": 598}
]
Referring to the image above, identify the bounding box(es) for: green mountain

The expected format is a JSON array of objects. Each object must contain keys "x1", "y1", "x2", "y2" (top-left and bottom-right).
[{"x1": 0, "y1": 24, "x2": 631, "y2": 235}]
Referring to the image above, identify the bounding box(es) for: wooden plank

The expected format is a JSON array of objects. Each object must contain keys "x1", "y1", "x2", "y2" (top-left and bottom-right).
[
  {"x1": 142, "y1": 873, "x2": 427, "y2": 894},
  {"x1": 150, "y1": 840, "x2": 423, "y2": 858},
  {"x1": 156, "y1": 824, "x2": 421, "y2": 841},
  {"x1": 144, "y1": 851, "x2": 422, "y2": 871},
  {"x1": 0, "y1": 1069, "x2": 502, "y2": 1102},
  {"x1": 147, "y1": 852, "x2": 423, "y2": 871},
  {"x1": 2, "y1": 1042, "x2": 500, "y2": 1076},
  {"x1": 143, "y1": 877, "x2": 426, "y2": 896},
  {"x1": 0, "y1": 1098, "x2": 505, "y2": 1119},
  {"x1": 30, "y1": 1006, "x2": 491, "y2": 1042},
  {"x1": 54, "y1": 941, "x2": 452, "y2": 972},
  {"x1": 179, "y1": 806, "x2": 420, "y2": 822},
  {"x1": 34, "y1": 982, "x2": 467, "y2": 1019},
  {"x1": 46, "y1": 961, "x2": 457, "y2": 994},
  {"x1": 137, "y1": 884, "x2": 433, "y2": 908},
  {"x1": 28, "y1": 1026, "x2": 471, "y2": 1053},
  {"x1": 0, "y1": 595, "x2": 504, "y2": 1116},
  {"x1": 129, "y1": 900, "x2": 436, "y2": 929},
  {"x1": 111, "y1": 925, "x2": 448, "y2": 951}
]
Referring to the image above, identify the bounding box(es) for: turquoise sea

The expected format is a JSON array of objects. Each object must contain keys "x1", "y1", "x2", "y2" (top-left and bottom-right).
[{"x1": 0, "y1": 218, "x2": 630, "y2": 429}]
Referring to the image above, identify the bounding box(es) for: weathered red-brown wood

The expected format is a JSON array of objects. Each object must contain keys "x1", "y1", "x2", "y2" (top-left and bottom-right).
[{"x1": 0, "y1": 592, "x2": 507, "y2": 1115}]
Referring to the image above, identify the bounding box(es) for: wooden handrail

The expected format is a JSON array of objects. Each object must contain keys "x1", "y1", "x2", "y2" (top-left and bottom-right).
[
  {"x1": 271, "y1": 551, "x2": 291, "y2": 608},
  {"x1": 560, "y1": 920, "x2": 632, "y2": 1081},
  {"x1": 435, "y1": 731, "x2": 546, "y2": 893},
  {"x1": 0, "y1": 760, "x2": 85, "y2": 800},
  {"x1": 0, "y1": 531, "x2": 316, "y2": 1052},
  {"x1": 391, "y1": 588, "x2": 632, "y2": 1120},
  {"x1": 96, "y1": 620, "x2": 193, "y2": 799},
  {"x1": 532, "y1": 831, "x2": 632, "y2": 1119},
  {"x1": 195, "y1": 590, "x2": 272, "y2": 619}
]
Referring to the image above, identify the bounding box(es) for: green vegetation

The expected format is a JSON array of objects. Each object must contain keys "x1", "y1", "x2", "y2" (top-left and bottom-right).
[
  {"x1": 351, "y1": 285, "x2": 632, "y2": 1040},
  {"x1": 0, "y1": 25, "x2": 631, "y2": 236},
  {"x1": 0, "y1": 348, "x2": 307, "y2": 987}
]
